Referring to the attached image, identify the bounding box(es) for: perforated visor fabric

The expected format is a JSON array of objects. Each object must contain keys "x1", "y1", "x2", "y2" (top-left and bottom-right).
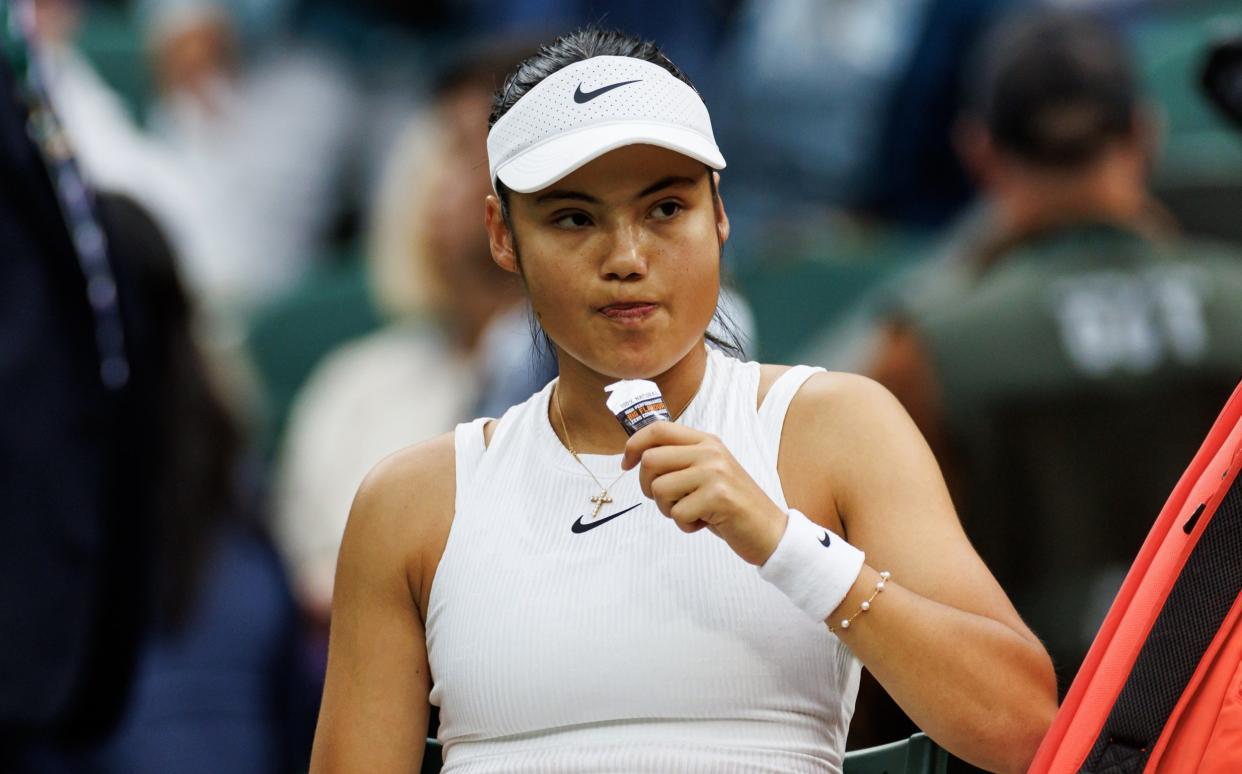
[{"x1": 487, "y1": 56, "x2": 725, "y2": 193}]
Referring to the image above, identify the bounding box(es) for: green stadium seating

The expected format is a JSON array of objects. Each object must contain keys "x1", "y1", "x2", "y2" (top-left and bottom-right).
[
  {"x1": 733, "y1": 228, "x2": 928, "y2": 363},
  {"x1": 245, "y1": 252, "x2": 383, "y2": 458},
  {"x1": 74, "y1": 3, "x2": 151, "y2": 122},
  {"x1": 843, "y1": 733, "x2": 949, "y2": 774}
]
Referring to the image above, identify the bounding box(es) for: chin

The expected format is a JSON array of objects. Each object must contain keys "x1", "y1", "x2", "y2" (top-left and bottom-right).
[{"x1": 589, "y1": 338, "x2": 699, "y2": 382}]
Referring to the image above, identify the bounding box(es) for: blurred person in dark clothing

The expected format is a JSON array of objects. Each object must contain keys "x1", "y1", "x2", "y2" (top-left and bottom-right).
[
  {"x1": 14, "y1": 193, "x2": 313, "y2": 774},
  {"x1": 865, "y1": 7, "x2": 1242, "y2": 695},
  {"x1": 1, "y1": 0, "x2": 151, "y2": 759},
  {"x1": 3, "y1": 7, "x2": 311, "y2": 767},
  {"x1": 868, "y1": 0, "x2": 1019, "y2": 228}
]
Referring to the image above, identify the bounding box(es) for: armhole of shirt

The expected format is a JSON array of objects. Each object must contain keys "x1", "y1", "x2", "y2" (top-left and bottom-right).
[
  {"x1": 453, "y1": 417, "x2": 492, "y2": 498},
  {"x1": 757, "y1": 365, "x2": 826, "y2": 461}
]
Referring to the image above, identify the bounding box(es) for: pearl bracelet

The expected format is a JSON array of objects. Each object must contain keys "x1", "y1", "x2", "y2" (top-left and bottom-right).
[{"x1": 828, "y1": 571, "x2": 891, "y2": 633}]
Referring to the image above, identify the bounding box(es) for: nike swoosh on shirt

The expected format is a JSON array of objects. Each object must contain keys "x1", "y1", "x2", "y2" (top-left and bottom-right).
[
  {"x1": 820, "y1": 531, "x2": 832, "y2": 548},
  {"x1": 571, "y1": 503, "x2": 642, "y2": 534},
  {"x1": 573, "y1": 80, "x2": 642, "y2": 104}
]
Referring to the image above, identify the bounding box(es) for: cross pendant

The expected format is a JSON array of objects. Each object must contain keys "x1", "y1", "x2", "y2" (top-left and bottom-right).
[{"x1": 589, "y1": 491, "x2": 613, "y2": 519}]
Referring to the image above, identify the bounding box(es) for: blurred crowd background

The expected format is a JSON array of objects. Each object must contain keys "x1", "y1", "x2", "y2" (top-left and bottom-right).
[{"x1": 4, "y1": 0, "x2": 1242, "y2": 771}]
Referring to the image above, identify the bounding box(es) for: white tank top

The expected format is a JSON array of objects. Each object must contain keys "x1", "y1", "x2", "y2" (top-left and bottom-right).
[{"x1": 427, "y1": 348, "x2": 860, "y2": 773}]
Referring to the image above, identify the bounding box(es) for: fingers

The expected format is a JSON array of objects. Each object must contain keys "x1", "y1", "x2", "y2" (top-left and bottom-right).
[
  {"x1": 637, "y1": 445, "x2": 701, "y2": 498},
  {"x1": 621, "y1": 421, "x2": 707, "y2": 470},
  {"x1": 648, "y1": 467, "x2": 703, "y2": 514},
  {"x1": 667, "y1": 488, "x2": 714, "y2": 532}
]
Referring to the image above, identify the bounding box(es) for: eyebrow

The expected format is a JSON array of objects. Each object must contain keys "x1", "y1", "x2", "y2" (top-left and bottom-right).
[
  {"x1": 637, "y1": 175, "x2": 699, "y2": 199},
  {"x1": 533, "y1": 174, "x2": 702, "y2": 206},
  {"x1": 534, "y1": 189, "x2": 601, "y2": 205}
]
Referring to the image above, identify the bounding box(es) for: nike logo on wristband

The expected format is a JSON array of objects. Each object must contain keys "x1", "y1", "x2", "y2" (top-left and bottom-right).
[
  {"x1": 574, "y1": 80, "x2": 642, "y2": 103},
  {"x1": 571, "y1": 503, "x2": 642, "y2": 534},
  {"x1": 819, "y1": 532, "x2": 832, "y2": 547}
]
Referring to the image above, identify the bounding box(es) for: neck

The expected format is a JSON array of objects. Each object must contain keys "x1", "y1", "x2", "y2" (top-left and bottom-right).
[
  {"x1": 995, "y1": 154, "x2": 1147, "y2": 237},
  {"x1": 551, "y1": 340, "x2": 709, "y2": 454}
]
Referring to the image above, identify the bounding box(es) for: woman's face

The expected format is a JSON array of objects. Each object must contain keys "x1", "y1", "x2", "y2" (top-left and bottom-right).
[{"x1": 486, "y1": 144, "x2": 729, "y2": 380}]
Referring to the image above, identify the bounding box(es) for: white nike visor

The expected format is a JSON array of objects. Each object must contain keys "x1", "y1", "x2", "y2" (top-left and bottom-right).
[{"x1": 487, "y1": 55, "x2": 726, "y2": 194}]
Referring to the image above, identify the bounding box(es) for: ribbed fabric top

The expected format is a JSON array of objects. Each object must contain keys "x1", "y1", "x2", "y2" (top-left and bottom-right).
[{"x1": 427, "y1": 348, "x2": 858, "y2": 772}]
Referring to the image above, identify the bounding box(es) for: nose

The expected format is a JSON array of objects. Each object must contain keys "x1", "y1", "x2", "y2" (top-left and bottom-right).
[{"x1": 600, "y1": 221, "x2": 648, "y2": 281}]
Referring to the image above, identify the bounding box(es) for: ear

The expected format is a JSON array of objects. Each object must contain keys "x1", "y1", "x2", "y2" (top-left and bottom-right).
[
  {"x1": 712, "y1": 171, "x2": 730, "y2": 246},
  {"x1": 485, "y1": 194, "x2": 519, "y2": 274}
]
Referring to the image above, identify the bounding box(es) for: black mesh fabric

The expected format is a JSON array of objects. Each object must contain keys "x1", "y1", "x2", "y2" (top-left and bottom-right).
[{"x1": 1082, "y1": 472, "x2": 1242, "y2": 772}]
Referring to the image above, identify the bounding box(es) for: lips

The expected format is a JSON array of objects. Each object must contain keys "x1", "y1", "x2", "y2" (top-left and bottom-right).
[{"x1": 600, "y1": 301, "x2": 659, "y2": 321}]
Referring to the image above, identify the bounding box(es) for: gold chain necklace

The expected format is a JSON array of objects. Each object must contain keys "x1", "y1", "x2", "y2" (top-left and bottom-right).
[
  {"x1": 554, "y1": 382, "x2": 696, "y2": 519},
  {"x1": 555, "y1": 385, "x2": 631, "y2": 519}
]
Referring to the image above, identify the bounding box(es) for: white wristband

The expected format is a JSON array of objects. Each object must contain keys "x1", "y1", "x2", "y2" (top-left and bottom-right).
[{"x1": 757, "y1": 508, "x2": 865, "y2": 624}]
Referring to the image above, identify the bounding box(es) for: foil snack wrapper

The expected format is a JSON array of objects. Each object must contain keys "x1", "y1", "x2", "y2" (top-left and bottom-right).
[{"x1": 604, "y1": 379, "x2": 672, "y2": 436}]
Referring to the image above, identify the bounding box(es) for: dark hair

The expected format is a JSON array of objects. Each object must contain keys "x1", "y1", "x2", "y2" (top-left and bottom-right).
[
  {"x1": 489, "y1": 26, "x2": 693, "y2": 129},
  {"x1": 98, "y1": 193, "x2": 247, "y2": 633},
  {"x1": 489, "y1": 26, "x2": 745, "y2": 358},
  {"x1": 970, "y1": 9, "x2": 1137, "y2": 167}
]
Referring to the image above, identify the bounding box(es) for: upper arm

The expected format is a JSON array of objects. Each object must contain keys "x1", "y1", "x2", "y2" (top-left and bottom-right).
[
  {"x1": 309, "y1": 433, "x2": 455, "y2": 773},
  {"x1": 780, "y1": 372, "x2": 1038, "y2": 645}
]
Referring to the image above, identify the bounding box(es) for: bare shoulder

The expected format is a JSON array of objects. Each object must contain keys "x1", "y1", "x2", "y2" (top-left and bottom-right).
[
  {"x1": 783, "y1": 370, "x2": 923, "y2": 480},
  {"x1": 311, "y1": 434, "x2": 453, "y2": 772},
  {"x1": 761, "y1": 365, "x2": 904, "y2": 441},
  {"x1": 785, "y1": 370, "x2": 906, "y2": 431},
  {"x1": 768, "y1": 369, "x2": 924, "y2": 536},
  {"x1": 351, "y1": 432, "x2": 456, "y2": 534},
  {"x1": 342, "y1": 431, "x2": 457, "y2": 615},
  {"x1": 756, "y1": 364, "x2": 895, "y2": 418}
]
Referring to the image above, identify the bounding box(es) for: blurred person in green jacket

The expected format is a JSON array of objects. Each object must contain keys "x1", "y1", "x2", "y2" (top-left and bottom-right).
[{"x1": 864, "y1": 6, "x2": 1242, "y2": 700}]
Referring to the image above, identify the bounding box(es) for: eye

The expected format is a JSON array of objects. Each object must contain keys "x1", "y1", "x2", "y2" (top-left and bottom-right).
[
  {"x1": 552, "y1": 211, "x2": 593, "y2": 229},
  {"x1": 650, "y1": 200, "x2": 682, "y2": 221}
]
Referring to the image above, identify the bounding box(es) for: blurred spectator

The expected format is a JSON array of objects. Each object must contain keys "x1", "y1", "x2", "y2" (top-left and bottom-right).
[
  {"x1": 865, "y1": 7, "x2": 1242, "y2": 689},
  {"x1": 29, "y1": 0, "x2": 218, "y2": 314},
  {"x1": 273, "y1": 42, "x2": 555, "y2": 622},
  {"x1": 715, "y1": 0, "x2": 1019, "y2": 261},
  {"x1": 16, "y1": 194, "x2": 313, "y2": 774},
  {"x1": 457, "y1": 0, "x2": 741, "y2": 87},
  {"x1": 137, "y1": 0, "x2": 360, "y2": 319},
  {"x1": 25, "y1": 0, "x2": 355, "y2": 346},
  {"x1": 141, "y1": 0, "x2": 292, "y2": 96},
  {"x1": 1, "y1": 3, "x2": 151, "y2": 759},
  {"x1": 868, "y1": 0, "x2": 1018, "y2": 227},
  {"x1": 715, "y1": 0, "x2": 935, "y2": 257}
]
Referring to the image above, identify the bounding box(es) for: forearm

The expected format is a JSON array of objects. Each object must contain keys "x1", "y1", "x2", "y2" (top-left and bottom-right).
[{"x1": 830, "y1": 565, "x2": 1057, "y2": 773}]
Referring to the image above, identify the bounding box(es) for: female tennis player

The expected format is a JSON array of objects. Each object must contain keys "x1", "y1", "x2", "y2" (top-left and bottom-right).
[{"x1": 309, "y1": 27, "x2": 1057, "y2": 774}]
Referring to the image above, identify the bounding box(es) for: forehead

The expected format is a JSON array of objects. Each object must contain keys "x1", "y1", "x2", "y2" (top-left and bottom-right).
[{"x1": 528, "y1": 144, "x2": 709, "y2": 201}]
